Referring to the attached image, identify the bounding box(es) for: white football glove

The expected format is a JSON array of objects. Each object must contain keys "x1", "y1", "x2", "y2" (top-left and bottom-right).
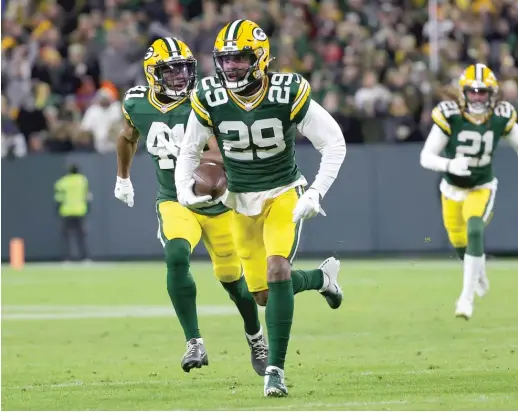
[
  {"x1": 177, "y1": 179, "x2": 215, "y2": 208},
  {"x1": 114, "y1": 176, "x2": 135, "y2": 207},
  {"x1": 293, "y1": 188, "x2": 326, "y2": 223},
  {"x1": 447, "y1": 157, "x2": 471, "y2": 177}
]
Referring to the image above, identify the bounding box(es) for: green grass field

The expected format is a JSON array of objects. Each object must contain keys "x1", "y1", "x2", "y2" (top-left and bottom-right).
[{"x1": 2, "y1": 259, "x2": 518, "y2": 411}]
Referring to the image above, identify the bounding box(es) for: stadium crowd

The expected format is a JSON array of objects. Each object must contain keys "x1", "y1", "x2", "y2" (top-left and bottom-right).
[{"x1": 2, "y1": 0, "x2": 518, "y2": 158}]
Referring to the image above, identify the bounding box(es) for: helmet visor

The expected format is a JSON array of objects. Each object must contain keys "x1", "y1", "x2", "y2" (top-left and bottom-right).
[
  {"x1": 464, "y1": 86, "x2": 492, "y2": 113},
  {"x1": 215, "y1": 50, "x2": 257, "y2": 83},
  {"x1": 155, "y1": 61, "x2": 195, "y2": 94}
]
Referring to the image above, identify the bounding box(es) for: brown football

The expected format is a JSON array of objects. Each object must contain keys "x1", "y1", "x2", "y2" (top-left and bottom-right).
[{"x1": 193, "y1": 162, "x2": 227, "y2": 199}]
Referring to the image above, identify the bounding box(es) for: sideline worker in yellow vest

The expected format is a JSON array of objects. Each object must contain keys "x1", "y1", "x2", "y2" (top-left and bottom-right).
[{"x1": 54, "y1": 164, "x2": 92, "y2": 261}]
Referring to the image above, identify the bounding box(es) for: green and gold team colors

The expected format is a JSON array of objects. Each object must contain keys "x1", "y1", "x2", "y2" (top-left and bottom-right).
[
  {"x1": 191, "y1": 72, "x2": 312, "y2": 193},
  {"x1": 123, "y1": 85, "x2": 228, "y2": 215},
  {"x1": 432, "y1": 100, "x2": 517, "y2": 188}
]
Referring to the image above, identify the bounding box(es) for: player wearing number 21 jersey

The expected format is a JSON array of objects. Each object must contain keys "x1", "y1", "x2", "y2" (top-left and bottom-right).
[
  {"x1": 175, "y1": 20, "x2": 346, "y2": 397},
  {"x1": 114, "y1": 37, "x2": 269, "y2": 376},
  {"x1": 420, "y1": 63, "x2": 518, "y2": 320}
]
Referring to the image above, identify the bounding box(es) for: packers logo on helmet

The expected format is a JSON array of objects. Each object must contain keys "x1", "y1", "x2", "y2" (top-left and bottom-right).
[
  {"x1": 213, "y1": 20, "x2": 271, "y2": 92},
  {"x1": 143, "y1": 37, "x2": 197, "y2": 99},
  {"x1": 458, "y1": 63, "x2": 498, "y2": 116}
]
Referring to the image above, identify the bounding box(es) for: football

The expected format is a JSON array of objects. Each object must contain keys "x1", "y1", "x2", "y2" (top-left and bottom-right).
[{"x1": 193, "y1": 162, "x2": 227, "y2": 199}]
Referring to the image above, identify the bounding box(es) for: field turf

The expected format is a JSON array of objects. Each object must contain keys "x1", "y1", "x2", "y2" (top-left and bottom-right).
[{"x1": 2, "y1": 259, "x2": 518, "y2": 410}]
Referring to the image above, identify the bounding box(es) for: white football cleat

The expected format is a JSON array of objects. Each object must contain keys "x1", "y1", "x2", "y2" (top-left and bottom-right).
[
  {"x1": 455, "y1": 298, "x2": 474, "y2": 320},
  {"x1": 264, "y1": 366, "x2": 288, "y2": 397},
  {"x1": 318, "y1": 257, "x2": 343, "y2": 309}
]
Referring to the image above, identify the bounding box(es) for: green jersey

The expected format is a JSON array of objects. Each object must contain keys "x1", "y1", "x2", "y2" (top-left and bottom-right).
[
  {"x1": 122, "y1": 85, "x2": 228, "y2": 215},
  {"x1": 432, "y1": 100, "x2": 517, "y2": 188},
  {"x1": 191, "y1": 72, "x2": 312, "y2": 193}
]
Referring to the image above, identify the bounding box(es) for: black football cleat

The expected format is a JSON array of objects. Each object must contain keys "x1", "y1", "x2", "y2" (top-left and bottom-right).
[
  {"x1": 181, "y1": 338, "x2": 208, "y2": 372},
  {"x1": 246, "y1": 331, "x2": 269, "y2": 376}
]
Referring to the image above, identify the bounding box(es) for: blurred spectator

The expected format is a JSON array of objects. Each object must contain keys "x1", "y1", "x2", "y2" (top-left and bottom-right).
[
  {"x1": 354, "y1": 71, "x2": 392, "y2": 117},
  {"x1": 1, "y1": 95, "x2": 28, "y2": 158},
  {"x1": 16, "y1": 92, "x2": 48, "y2": 151},
  {"x1": 501, "y1": 80, "x2": 518, "y2": 110},
  {"x1": 383, "y1": 94, "x2": 422, "y2": 143},
  {"x1": 322, "y1": 90, "x2": 364, "y2": 144},
  {"x1": 99, "y1": 29, "x2": 142, "y2": 90},
  {"x1": 80, "y1": 88, "x2": 122, "y2": 153},
  {"x1": 2, "y1": 0, "x2": 518, "y2": 155}
]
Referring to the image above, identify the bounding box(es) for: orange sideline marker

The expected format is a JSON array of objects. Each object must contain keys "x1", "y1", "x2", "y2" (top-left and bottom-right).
[{"x1": 10, "y1": 238, "x2": 25, "y2": 270}]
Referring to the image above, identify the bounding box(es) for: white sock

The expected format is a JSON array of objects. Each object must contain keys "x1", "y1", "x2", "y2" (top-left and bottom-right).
[
  {"x1": 461, "y1": 254, "x2": 483, "y2": 301},
  {"x1": 319, "y1": 272, "x2": 330, "y2": 292},
  {"x1": 246, "y1": 326, "x2": 263, "y2": 341},
  {"x1": 193, "y1": 337, "x2": 204, "y2": 345},
  {"x1": 480, "y1": 253, "x2": 486, "y2": 276}
]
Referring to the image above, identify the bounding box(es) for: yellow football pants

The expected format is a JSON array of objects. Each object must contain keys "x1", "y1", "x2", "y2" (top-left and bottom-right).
[
  {"x1": 441, "y1": 188, "x2": 496, "y2": 248},
  {"x1": 156, "y1": 201, "x2": 241, "y2": 283},
  {"x1": 231, "y1": 187, "x2": 304, "y2": 293}
]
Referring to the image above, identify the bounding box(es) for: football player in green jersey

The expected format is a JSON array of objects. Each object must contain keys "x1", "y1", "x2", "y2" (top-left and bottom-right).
[
  {"x1": 420, "y1": 63, "x2": 518, "y2": 320},
  {"x1": 175, "y1": 20, "x2": 346, "y2": 397},
  {"x1": 114, "y1": 37, "x2": 269, "y2": 375}
]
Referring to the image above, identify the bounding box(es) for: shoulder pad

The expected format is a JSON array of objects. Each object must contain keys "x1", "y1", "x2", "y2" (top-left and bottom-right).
[
  {"x1": 122, "y1": 85, "x2": 148, "y2": 125},
  {"x1": 494, "y1": 101, "x2": 517, "y2": 134},
  {"x1": 431, "y1": 100, "x2": 460, "y2": 135},
  {"x1": 191, "y1": 77, "x2": 223, "y2": 126},
  {"x1": 268, "y1": 72, "x2": 311, "y2": 123}
]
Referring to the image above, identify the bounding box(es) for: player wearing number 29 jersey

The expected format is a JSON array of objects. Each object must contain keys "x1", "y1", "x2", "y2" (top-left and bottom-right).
[
  {"x1": 175, "y1": 20, "x2": 346, "y2": 397},
  {"x1": 114, "y1": 37, "x2": 269, "y2": 376},
  {"x1": 420, "y1": 63, "x2": 518, "y2": 320}
]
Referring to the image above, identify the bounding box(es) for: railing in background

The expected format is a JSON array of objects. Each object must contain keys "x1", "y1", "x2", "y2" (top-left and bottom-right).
[{"x1": 2, "y1": 143, "x2": 517, "y2": 261}]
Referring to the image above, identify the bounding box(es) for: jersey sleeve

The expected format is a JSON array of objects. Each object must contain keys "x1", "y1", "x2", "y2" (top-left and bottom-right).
[
  {"x1": 431, "y1": 100, "x2": 460, "y2": 136},
  {"x1": 289, "y1": 74, "x2": 312, "y2": 124},
  {"x1": 190, "y1": 80, "x2": 214, "y2": 127},
  {"x1": 494, "y1": 101, "x2": 517, "y2": 136},
  {"x1": 122, "y1": 91, "x2": 137, "y2": 127}
]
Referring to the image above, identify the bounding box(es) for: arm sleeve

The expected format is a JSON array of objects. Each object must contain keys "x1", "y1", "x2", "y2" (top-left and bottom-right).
[
  {"x1": 296, "y1": 99, "x2": 346, "y2": 198},
  {"x1": 121, "y1": 104, "x2": 135, "y2": 127},
  {"x1": 121, "y1": 92, "x2": 139, "y2": 127},
  {"x1": 506, "y1": 124, "x2": 518, "y2": 155},
  {"x1": 419, "y1": 124, "x2": 450, "y2": 172},
  {"x1": 175, "y1": 110, "x2": 213, "y2": 192}
]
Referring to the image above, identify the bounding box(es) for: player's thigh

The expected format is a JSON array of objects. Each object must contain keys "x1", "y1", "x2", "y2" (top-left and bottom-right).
[
  {"x1": 199, "y1": 211, "x2": 242, "y2": 283},
  {"x1": 463, "y1": 188, "x2": 496, "y2": 224},
  {"x1": 156, "y1": 201, "x2": 202, "y2": 250},
  {"x1": 441, "y1": 194, "x2": 467, "y2": 247},
  {"x1": 231, "y1": 210, "x2": 268, "y2": 293},
  {"x1": 264, "y1": 187, "x2": 303, "y2": 263}
]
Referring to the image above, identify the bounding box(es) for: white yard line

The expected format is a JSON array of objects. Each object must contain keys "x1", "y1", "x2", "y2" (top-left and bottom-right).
[
  {"x1": 1, "y1": 305, "x2": 245, "y2": 320},
  {"x1": 8, "y1": 377, "x2": 229, "y2": 390}
]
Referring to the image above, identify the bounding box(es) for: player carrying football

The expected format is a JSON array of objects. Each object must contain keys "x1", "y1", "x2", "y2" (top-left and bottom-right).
[
  {"x1": 114, "y1": 37, "x2": 269, "y2": 375},
  {"x1": 175, "y1": 20, "x2": 346, "y2": 397},
  {"x1": 420, "y1": 64, "x2": 518, "y2": 319}
]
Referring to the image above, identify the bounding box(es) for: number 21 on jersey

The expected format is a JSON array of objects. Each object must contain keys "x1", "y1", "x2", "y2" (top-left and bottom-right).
[{"x1": 456, "y1": 130, "x2": 493, "y2": 167}]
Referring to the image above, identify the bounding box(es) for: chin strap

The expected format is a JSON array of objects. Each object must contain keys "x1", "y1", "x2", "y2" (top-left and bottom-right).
[
  {"x1": 462, "y1": 109, "x2": 491, "y2": 125},
  {"x1": 234, "y1": 77, "x2": 266, "y2": 98}
]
